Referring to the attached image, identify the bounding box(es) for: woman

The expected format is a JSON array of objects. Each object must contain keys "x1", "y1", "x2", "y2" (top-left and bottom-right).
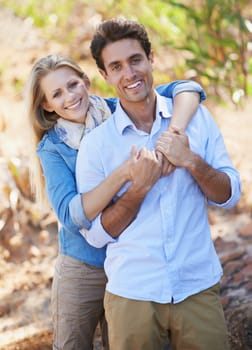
[{"x1": 25, "y1": 54, "x2": 205, "y2": 350}]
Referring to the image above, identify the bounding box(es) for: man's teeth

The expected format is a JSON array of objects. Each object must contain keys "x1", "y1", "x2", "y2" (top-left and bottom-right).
[{"x1": 127, "y1": 81, "x2": 141, "y2": 89}]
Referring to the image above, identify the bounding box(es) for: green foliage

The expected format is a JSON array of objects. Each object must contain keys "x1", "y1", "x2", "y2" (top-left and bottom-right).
[
  {"x1": 0, "y1": 0, "x2": 75, "y2": 26},
  {"x1": 13, "y1": 77, "x2": 24, "y2": 95},
  {"x1": 158, "y1": 0, "x2": 252, "y2": 104},
  {"x1": 0, "y1": 0, "x2": 76, "y2": 41},
  {"x1": 0, "y1": 0, "x2": 251, "y2": 104},
  {"x1": 91, "y1": 75, "x2": 116, "y2": 97}
]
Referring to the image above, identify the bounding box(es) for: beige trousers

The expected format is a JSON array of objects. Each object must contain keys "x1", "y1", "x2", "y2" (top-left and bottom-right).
[
  {"x1": 104, "y1": 283, "x2": 229, "y2": 350},
  {"x1": 51, "y1": 254, "x2": 109, "y2": 350}
]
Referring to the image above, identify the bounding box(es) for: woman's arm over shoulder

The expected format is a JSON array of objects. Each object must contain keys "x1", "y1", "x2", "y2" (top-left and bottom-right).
[
  {"x1": 103, "y1": 80, "x2": 206, "y2": 115},
  {"x1": 156, "y1": 80, "x2": 206, "y2": 102}
]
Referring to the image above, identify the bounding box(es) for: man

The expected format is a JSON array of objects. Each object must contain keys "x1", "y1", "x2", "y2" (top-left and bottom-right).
[{"x1": 76, "y1": 18, "x2": 241, "y2": 350}]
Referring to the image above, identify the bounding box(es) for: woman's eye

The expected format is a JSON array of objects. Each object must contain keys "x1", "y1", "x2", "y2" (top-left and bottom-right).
[
  {"x1": 53, "y1": 91, "x2": 61, "y2": 98},
  {"x1": 69, "y1": 81, "x2": 78, "y2": 88}
]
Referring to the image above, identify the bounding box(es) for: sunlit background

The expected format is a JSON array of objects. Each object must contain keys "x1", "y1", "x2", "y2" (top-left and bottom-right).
[{"x1": 0, "y1": 1, "x2": 252, "y2": 349}]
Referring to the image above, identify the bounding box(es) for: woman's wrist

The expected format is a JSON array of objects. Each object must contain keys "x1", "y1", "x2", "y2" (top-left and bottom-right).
[{"x1": 115, "y1": 161, "x2": 131, "y2": 184}]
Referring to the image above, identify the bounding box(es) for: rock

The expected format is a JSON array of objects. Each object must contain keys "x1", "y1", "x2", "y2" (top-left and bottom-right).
[
  {"x1": 226, "y1": 303, "x2": 252, "y2": 350},
  {"x1": 219, "y1": 246, "x2": 246, "y2": 265},
  {"x1": 244, "y1": 281, "x2": 252, "y2": 292},
  {"x1": 223, "y1": 260, "x2": 244, "y2": 275},
  {"x1": 232, "y1": 271, "x2": 245, "y2": 285},
  {"x1": 238, "y1": 221, "x2": 252, "y2": 239},
  {"x1": 214, "y1": 237, "x2": 238, "y2": 253},
  {"x1": 241, "y1": 264, "x2": 252, "y2": 278}
]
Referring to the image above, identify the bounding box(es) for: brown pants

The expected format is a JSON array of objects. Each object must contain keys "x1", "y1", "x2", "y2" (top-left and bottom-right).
[
  {"x1": 104, "y1": 283, "x2": 229, "y2": 350},
  {"x1": 51, "y1": 254, "x2": 108, "y2": 350}
]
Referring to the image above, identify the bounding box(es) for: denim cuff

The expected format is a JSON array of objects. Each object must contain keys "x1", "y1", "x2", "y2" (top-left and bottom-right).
[{"x1": 69, "y1": 194, "x2": 91, "y2": 230}]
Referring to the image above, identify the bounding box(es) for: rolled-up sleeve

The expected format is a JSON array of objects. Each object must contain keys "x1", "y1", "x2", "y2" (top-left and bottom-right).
[
  {"x1": 79, "y1": 213, "x2": 117, "y2": 248},
  {"x1": 69, "y1": 194, "x2": 91, "y2": 230},
  {"x1": 208, "y1": 168, "x2": 242, "y2": 209}
]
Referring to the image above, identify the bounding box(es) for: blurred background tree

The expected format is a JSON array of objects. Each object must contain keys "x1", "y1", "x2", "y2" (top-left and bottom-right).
[{"x1": 0, "y1": 0, "x2": 251, "y2": 105}]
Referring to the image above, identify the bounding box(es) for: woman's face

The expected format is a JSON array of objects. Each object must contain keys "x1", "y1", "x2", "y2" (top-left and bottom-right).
[{"x1": 40, "y1": 66, "x2": 90, "y2": 124}]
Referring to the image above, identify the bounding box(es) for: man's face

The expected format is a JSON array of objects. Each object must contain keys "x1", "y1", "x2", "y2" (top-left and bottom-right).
[{"x1": 99, "y1": 38, "x2": 154, "y2": 107}]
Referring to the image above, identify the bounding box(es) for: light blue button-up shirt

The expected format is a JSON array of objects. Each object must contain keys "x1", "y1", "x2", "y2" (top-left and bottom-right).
[{"x1": 76, "y1": 92, "x2": 241, "y2": 303}]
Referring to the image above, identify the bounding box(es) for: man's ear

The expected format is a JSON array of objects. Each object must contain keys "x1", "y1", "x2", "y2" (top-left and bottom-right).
[
  {"x1": 149, "y1": 50, "x2": 154, "y2": 70},
  {"x1": 41, "y1": 100, "x2": 54, "y2": 112},
  {"x1": 99, "y1": 68, "x2": 108, "y2": 82}
]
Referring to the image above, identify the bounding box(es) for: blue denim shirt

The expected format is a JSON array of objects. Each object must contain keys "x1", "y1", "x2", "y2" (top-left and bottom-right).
[{"x1": 37, "y1": 81, "x2": 206, "y2": 267}]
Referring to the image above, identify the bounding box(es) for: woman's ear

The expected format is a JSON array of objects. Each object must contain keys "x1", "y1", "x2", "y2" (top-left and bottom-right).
[
  {"x1": 84, "y1": 77, "x2": 91, "y2": 90},
  {"x1": 41, "y1": 100, "x2": 54, "y2": 112}
]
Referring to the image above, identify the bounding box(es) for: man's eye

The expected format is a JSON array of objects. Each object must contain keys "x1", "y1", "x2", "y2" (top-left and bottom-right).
[
  {"x1": 132, "y1": 58, "x2": 141, "y2": 64},
  {"x1": 112, "y1": 64, "x2": 121, "y2": 71}
]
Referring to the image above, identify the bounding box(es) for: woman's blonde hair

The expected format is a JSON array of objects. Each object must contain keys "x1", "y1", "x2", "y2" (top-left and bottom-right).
[{"x1": 25, "y1": 54, "x2": 90, "y2": 205}]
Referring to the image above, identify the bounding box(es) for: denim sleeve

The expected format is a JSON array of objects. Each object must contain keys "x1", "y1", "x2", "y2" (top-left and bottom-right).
[
  {"x1": 104, "y1": 97, "x2": 118, "y2": 113},
  {"x1": 156, "y1": 80, "x2": 206, "y2": 102},
  {"x1": 69, "y1": 194, "x2": 91, "y2": 230},
  {"x1": 37, "y1": 146, "x2": 91, "y2": 234}
]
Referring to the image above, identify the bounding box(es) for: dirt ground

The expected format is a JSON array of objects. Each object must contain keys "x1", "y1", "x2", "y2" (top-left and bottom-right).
[
  {"x1": 0, "y1": 6, "x2": 252, "y2": 350},
  {"x1": 0, "y1": 92, "x2": 252, "y2": 350}
]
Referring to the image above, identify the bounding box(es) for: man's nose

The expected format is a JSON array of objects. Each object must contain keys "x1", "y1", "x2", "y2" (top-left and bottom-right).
[{"x1": 124, "y1": 64, "x2": 136, "y2": 78}]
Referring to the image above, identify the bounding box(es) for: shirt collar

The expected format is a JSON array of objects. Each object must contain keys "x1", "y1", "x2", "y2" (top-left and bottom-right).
[{"x1": 114, "y1": 91, "x2": 173, "y2": 135}]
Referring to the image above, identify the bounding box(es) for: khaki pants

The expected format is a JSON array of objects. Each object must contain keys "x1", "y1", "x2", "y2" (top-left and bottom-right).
[
  {"x1": 51, "y1": 254, "x2": 108, "y2": 350},
  {"x1": 104, "y1": 283, "x2": 229, "y2": 350}
]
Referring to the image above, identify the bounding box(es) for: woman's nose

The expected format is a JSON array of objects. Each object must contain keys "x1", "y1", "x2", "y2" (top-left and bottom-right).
[{"x1": 65, "y1": 90, "x2": 75, "y2": 101}]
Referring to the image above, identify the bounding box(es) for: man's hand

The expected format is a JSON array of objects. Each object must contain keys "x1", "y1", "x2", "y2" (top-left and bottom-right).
[
  {"x1": 156, "y1": 128, "x2": 192, "y2": 168},
  {"x1": 155, "y1": 127, "x2": 188, "y2": 175},
  {"x1": 155, "y1": 151, "x2": 176, "y2": 177},
  {"x1": 101, "y1": 147, "x2": 162, "y2": 237},
  {"x1": 128, "y1": 146, "x2": 162, "y2": 194}
]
